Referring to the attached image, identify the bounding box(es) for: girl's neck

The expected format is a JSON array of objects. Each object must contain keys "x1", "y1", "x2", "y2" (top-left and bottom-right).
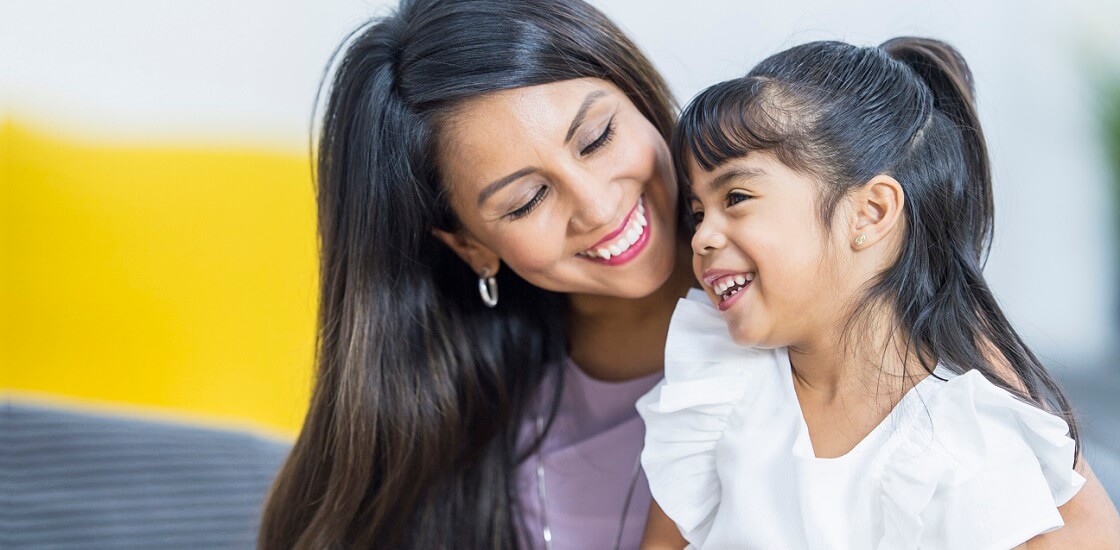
[
  {"x1": 787, "y1": 309, "x2": 932, "y2": 401},
  {"x1": 787, "y1": 309, "x2": 937, "y2": 459},
  {"x1": 566, "y1": 243, "x2": 695, "y2": 382}
]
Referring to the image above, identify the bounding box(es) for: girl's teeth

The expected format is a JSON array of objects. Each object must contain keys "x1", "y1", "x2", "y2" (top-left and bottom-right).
[
  {"x1": 597, "y1": 247, "x2": 611, "y2": 259},
  {"x1": 711, "y1": 273, "x2": 756, "y2": 298}
]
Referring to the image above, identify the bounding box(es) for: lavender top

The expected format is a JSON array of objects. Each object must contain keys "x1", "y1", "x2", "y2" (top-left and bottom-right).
[{"x1": 516, "y1": 358, "x2": 662, "y2": 550}]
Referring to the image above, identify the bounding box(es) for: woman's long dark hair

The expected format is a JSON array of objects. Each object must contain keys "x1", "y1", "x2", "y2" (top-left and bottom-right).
[
  {"x1": 259, "y1": 1, "x2": 675, "y2": 548},
  {"x1": 672, "y1": 38, "x2": 1079, "y2": 451}
]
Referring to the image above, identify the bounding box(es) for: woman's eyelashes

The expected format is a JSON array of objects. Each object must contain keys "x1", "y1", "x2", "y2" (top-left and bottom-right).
[
  {"x1": 503, "y1": 119, "x2": 617, "y2": 221},
  {"x1": 506, "y1": 186, "x2": 548, "y2": 220},
  {"x1": 580, "y1": 118, "x2": 615, "y2": 156}
]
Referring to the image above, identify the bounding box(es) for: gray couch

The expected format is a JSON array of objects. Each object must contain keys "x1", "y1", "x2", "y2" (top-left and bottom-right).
[{"x1": 0, "y1": 401, "x2": 290, "y2": 549}]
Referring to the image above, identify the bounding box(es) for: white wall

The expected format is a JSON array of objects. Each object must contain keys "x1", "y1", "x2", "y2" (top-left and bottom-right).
[{"x1": 6, "y1": 0, "x2": 1117, "y2": 367}]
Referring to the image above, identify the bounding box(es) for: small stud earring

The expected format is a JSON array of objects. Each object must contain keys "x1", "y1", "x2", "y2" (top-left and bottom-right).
[{"x1": 854, "y1": 233, "x2": 867, "y2": 246}]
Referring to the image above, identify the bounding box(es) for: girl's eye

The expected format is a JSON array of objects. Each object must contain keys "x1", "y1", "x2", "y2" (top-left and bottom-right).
[
  {"x1": 689, "y1": 210, "x2": 704, "y2": 228},
  {"x1": 506, "y1": 186, "x2": 548, "y2": 220},
  {"x1": 725, "y1": 191, "x2": 751, "y2": 208},
  {"x1": 580, "y1": 118, "x2": 615, "y2": 156}
]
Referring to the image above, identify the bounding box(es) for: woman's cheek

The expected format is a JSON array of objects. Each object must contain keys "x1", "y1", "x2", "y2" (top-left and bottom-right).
[{"x1": 495, "y1": 230, "x2": 563, "y2": 276}]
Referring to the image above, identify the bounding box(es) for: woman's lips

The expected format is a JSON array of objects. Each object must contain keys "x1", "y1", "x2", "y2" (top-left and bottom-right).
[
  {"x1": 588, "y1": 197, "x2": 642, "y2": 250},
  {"x1": 577, "y1": 196, "x2": 651, "y2": 266}
]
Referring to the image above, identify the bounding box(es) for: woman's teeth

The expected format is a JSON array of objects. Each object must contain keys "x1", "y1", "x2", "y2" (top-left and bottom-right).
[
  {"x1": 579, "y1": 199, "x2": 648, "y2": 260},
  {"x1": 712, "y1": 273, "x2": 755, "y2": 300}
]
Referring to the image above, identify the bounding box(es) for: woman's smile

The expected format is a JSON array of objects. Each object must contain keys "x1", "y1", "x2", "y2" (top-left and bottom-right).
[{"x1": 576, "y1": 194, "x2": 652, "y2": 265}]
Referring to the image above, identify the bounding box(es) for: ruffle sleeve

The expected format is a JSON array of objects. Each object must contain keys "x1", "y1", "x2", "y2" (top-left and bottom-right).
[
  {"x1": 635, "y1": 289, "x2": 780, "y2": 546},
  {"x1": 878, "y1": 369, "x2": 1086, "y2": 550}
]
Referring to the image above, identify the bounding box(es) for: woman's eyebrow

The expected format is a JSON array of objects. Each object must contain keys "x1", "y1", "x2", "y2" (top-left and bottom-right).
[
  {"x1": 477, "y1": 167, "x2": 538, "y2": 207},
  {"x1": 564, "y1": 90, "x2": 608, "y2": 144},
  {"x1": 476, "y1": 89, "x2": 611, "y2": 207}
]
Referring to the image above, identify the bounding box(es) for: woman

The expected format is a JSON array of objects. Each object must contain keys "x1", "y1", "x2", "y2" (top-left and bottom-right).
[{"x1": 259, "y1": 1, "x2": 1119, "y2": 548}]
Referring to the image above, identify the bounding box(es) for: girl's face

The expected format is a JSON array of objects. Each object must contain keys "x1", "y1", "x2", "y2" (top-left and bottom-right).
[
  {"x1": 435, "y1": 78, "x2": 680, "y2": 298},
  {"x1": 686, "y1": 152, "x2": 856, "y2": 349}
]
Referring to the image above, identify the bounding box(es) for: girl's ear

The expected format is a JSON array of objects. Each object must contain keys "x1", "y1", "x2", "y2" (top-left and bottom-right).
[
  {"x1": 432, "y1": 228, "x2": 502, "y2": 276},
  {"x1": 850, "y1": 175, "x2": 905, "y2": 249}
]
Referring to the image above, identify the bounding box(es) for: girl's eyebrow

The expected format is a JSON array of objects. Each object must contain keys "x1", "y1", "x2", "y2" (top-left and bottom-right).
[{"x1": 706, "y1": 167, "x2": 768, "y2": 194}]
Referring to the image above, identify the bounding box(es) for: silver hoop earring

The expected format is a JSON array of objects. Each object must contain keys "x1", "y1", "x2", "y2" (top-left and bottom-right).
[{"x1": 478, "y1": 269, "x2": 498, "y2": 308}]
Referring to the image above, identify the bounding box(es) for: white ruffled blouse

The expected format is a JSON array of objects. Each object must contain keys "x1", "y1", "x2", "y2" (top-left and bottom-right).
[{"x1": 636, "y1": 290, "x2": 1085, "y2": 550}]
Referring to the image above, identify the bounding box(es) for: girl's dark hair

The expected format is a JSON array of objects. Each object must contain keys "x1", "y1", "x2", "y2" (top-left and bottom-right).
[
  {"x1": 672, "y1": 37, "x2": 1078, "y2": 452},
  {"x1": 258, "y1": 0, "x2": 675, "y2": 548}
]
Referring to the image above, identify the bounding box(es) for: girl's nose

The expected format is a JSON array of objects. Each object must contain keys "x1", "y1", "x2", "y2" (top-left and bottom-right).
[{"x1": 691, "y1": 220, "x2": 726, "y2": 255}]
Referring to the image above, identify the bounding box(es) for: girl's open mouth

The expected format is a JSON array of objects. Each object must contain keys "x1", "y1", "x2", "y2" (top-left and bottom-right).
[{"x1": 707, "y1": 272, "x2": 755, "y2": 312}]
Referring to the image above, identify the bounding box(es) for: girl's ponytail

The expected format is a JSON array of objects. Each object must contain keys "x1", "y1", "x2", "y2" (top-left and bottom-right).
[
  {"x1": 882, "y1": 38, "x2": 1079, "y2": 452},
  {"x1": 882, "y1": 36, "x2": 993, "y2": 263}
]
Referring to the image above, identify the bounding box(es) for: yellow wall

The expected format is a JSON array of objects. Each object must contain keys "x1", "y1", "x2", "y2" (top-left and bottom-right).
[{"x1": 3, "y1": 120, "x2": 317, "y2": 436}]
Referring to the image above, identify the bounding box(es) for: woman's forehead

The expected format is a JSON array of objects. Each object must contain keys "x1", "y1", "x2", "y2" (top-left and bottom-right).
[
  {"x1": 443, "y1": 78, "x2": 618, "y2": 143},
  {"x1": 437, "y1": 78, "x2": 622, "y2": 187}
]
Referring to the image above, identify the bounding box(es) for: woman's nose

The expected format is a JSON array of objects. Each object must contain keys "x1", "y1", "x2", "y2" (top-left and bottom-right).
[
  {"x1": 691, "y1": 220, "x2": 726, "y2": 255},
  {"x1": 566, "y1": 172, "x2": 621, "y2": 233}
]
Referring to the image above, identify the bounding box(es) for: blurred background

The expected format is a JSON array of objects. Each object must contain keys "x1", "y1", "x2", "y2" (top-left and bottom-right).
[{"x1": 3, "y1": 0, "x2": 1118, "y2": 545}]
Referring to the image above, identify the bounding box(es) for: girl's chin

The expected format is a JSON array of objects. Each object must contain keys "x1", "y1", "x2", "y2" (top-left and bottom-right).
[{"x1": 726, "y1": 321, "x2": 766, "y2": 348}]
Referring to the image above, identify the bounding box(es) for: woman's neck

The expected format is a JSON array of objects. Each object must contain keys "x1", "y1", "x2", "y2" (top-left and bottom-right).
[{"x1": 566, "y1": 246, "x2": 695, "y2": 382}]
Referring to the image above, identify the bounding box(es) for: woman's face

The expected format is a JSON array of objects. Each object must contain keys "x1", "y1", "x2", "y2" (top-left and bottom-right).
[{"x1": 435, "y1": 77, "x2": 680, "y2": 299}]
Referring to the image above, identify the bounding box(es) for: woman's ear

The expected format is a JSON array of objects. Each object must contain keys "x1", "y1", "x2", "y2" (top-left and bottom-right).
[
  {"x1": 432, "y1": 228, "x2": 501, "y2": 276},
  {"x1": 850, "y1": 175, "x2": 905, "y2": 250}
]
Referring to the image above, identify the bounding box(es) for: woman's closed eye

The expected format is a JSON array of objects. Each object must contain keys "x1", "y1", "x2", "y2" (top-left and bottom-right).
[
  {"x1": 580, "y1": 118, "x2": 615, "y2": 156},
  {"x1": 506, "y1": 186, "x2": 549, "y2": 220}
]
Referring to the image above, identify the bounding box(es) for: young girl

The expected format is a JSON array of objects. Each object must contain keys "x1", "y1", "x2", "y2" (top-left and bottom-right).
[{"x1": 637, "y1": 37, "x2": 1109, "y2": 549}]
